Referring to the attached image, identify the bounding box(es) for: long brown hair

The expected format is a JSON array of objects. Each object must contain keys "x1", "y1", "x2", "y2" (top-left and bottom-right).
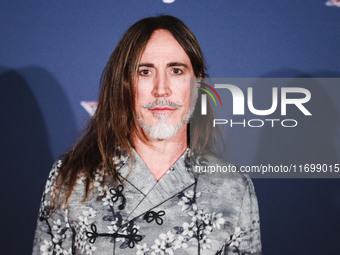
[{"x1": 53, "y1": 15, "x2": 215, "y2": 210}]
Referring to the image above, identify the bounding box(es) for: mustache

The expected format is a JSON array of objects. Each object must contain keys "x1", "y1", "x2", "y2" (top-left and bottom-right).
[{"x1": 143, "y1": 98, "x2": 183, "y2": 109}]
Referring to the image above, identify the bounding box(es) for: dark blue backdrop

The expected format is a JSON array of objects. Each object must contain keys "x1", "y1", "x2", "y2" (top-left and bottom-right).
[{"x1": 1, "y1": 0, "x2": 340, "y2": 254}]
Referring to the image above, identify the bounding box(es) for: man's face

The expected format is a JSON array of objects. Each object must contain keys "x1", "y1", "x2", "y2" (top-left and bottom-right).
[{"x1": 135, "y1": 29, "x2": 197, "y2": 140}]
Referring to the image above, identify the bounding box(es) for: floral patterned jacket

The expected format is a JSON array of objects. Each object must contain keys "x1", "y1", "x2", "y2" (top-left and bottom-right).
[{"x1": 32, "y1": 149, "x2": 262, "y2": 255}]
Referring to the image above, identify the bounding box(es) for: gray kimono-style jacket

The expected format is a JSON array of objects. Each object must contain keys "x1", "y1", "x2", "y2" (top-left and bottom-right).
[{"x1": 33, "y1": 149, "x2": 262, "y2": 255}]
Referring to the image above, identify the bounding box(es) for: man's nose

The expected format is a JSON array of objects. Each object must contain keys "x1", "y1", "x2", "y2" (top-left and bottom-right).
[{"x1": 152, "y1": 72, "x2": 171, "y2": 97}]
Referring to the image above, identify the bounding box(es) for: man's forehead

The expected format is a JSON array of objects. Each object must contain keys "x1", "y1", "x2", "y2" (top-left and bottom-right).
[{"x1": 139, "y1": 29, "x2": 191, "y2": 65}]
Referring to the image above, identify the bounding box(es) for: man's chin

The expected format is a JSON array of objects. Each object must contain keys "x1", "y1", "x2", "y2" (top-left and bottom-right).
[
  {"x1": 149, "y1": 122, "x2": 182, "y2": 140},
  {"x1": 136, "y1": 116, "x2": 185, "y2": 140}
]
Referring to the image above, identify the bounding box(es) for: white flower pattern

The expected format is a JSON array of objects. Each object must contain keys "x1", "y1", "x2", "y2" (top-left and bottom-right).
[{"x1": 136, "y1": 186, "x2": 228, "y2": 254}]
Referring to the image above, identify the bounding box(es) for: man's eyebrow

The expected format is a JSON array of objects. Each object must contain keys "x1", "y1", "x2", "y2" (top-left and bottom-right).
[
  {"x1": 167, "y1": 62, "x2": 188, "y2": 68},
  {"x1": 138, "y1": 62, "x2": 189, "y2": 68},
  {"x1": 138, "y1": 63, "x2": 154, "y2": 68}
]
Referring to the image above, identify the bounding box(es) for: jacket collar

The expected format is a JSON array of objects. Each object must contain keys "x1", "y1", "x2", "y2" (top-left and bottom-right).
[{"x1": 118, "y1": 148, "x2": 196, "y2": 221}]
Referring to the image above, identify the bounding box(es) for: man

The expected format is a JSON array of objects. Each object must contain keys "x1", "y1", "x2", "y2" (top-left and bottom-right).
[{"x1": 33, "y1": 15, "x2": 262, "y2": 254}]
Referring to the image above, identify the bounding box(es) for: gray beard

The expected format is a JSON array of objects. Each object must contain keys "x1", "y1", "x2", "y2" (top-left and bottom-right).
[
  {"x1": 136, "y1": 113, "x2": 184, "y2": 140},
  {"x1": 136, "y1": 86, "x2": 198, "y2": 140}
]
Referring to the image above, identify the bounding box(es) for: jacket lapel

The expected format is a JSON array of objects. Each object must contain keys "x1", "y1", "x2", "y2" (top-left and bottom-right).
[{"x1": 118, "y1": 149, "x2": 196, "y2": 221}]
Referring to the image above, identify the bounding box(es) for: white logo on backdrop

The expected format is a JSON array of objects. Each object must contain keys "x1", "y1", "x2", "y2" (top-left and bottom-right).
[
  {"x1": 325, "y1": 0, "x2": 340, "y2": 7},
  {"x1": 80, "y1": 101, "x2": 97, "y2": 116}
]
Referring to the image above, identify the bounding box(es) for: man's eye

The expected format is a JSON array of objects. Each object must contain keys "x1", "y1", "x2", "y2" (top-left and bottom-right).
[
  {"x1": 172, "y1": 68, "x2": 183, "y2": 75},
  {"x1": 139, "y1": 69, "x2": 151, "y2": 76}
]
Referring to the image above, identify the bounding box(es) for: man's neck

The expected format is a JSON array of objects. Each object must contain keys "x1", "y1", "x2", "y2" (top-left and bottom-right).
[{"x1": 133, "y1": 125, "x2": 188, "y2": 181}]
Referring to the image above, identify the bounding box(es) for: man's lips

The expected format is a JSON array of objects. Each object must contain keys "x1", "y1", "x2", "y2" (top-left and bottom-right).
[{"x1": 149, "y1": 107, "x2": 176, "y2": 114}]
